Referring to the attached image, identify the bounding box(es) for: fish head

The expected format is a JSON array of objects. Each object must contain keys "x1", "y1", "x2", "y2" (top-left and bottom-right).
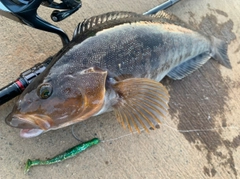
[{"x1": 6, "y1": 67, "x2": 107, "y2": 138}]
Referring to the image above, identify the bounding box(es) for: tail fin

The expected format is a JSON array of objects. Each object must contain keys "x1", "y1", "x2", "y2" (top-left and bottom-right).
[{"x1": 211, "y1": 37, "x2": 232, "y2": 69}]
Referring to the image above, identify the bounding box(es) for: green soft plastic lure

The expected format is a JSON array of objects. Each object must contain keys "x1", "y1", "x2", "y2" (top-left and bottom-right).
[{"x1": 24, "y1": 138, "x2": 100, "y2": 174}]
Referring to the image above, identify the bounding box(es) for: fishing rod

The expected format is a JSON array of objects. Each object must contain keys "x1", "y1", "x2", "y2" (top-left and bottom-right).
[
  {"x1": 143, "y1": 0, "x2": 180, "y2": 15},
  {"x1": 0, "y1": 0, "x2": 180, "y2": 106}
]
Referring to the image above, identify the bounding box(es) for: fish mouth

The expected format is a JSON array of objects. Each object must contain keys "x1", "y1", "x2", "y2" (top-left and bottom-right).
[
  {"x1": 20, "y1": 129, "x2": 44, "y2": 138},
  {"x1": 6, "y1": 113, "x2": 52, "y2": 138}
]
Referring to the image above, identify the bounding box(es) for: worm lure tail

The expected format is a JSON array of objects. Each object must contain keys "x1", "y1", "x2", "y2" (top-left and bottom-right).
[{"x1": 24, "y1": 138, "x2": 100, "y2": 174}]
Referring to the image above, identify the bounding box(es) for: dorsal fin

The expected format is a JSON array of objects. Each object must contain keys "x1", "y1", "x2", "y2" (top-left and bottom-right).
[
  {"x1": 73, "y1": 11, "x2": 141, "y2": 39},
  {"x1": 151, "y1": 10, "x2": 194, "y2": 30},
  {"x1": 72, "y1": 10, "x2": 196, "y2": 41}
]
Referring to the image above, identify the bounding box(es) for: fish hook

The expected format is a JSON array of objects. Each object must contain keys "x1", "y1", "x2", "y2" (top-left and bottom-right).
[{"x1": 71, "y1": 125, "x2": 83, "y2": 142}]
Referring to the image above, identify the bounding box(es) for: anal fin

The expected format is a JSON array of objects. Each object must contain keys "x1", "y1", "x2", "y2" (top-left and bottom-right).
[
  {"x1": 112, "y1": 78, "x2": 169, "y2": 133},
  {"x1": 167, "y1": 52, "x2": 211, "y2": 80}
]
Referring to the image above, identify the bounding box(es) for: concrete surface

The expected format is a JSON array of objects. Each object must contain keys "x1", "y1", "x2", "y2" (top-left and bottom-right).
[{"x1": 0, "y1": 0, "x2": 240, "y2": 178}]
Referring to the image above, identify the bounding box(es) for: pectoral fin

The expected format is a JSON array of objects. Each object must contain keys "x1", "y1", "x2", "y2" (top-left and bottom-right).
[{"x1": 112, "y1": 78, "x2": 169, "y2": 133}]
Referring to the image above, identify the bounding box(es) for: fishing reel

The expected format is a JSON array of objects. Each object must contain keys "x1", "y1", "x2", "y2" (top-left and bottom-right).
[
  {"x1": 0, "y1": 0, "x2": 82, "y2": 105},
  {"x1": 0, "y1": 0, "x2": 82, "y2": 45}
]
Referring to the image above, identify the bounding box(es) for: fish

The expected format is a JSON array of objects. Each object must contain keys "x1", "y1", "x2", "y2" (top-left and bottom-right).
[{"x1": 5, "y1": 11, "x2": 231, "y2": 138}]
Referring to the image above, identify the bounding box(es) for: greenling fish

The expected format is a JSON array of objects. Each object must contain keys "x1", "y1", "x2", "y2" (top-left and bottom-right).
[{"x1": 6, "y1": 11, "x2": 231, "y2": 138}]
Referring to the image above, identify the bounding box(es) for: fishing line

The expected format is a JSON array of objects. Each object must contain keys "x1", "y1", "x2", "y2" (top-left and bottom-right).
[
  {"x1": 162, "y1": 122, "x2": 240, "y2": 133},
  {"x1": 71, "y1": 124, "x2": 144, "y2": 142},
  {"x1": 71, "y1": 122, "x2": 240, "y2": 143},
  {"x1": 100, "y1": 123, "x2": 240, "y2": 143},
  {"x1": 100, "y1": 129, "x2": 144, "y2": 143}
]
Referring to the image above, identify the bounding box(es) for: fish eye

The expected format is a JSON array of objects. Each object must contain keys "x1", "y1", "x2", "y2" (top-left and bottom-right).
[{"x1": 37, "y1": 83, "x2": 53, "y2": 99}]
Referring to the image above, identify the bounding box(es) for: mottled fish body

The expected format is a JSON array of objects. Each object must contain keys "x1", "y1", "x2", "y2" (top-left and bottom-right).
[{"x1": 6, "y1": 11, "x2": 231, "y2": 138}]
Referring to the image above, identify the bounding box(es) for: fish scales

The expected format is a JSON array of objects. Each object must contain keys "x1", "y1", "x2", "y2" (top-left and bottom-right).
[
  {"x1": 5, "y1": 11, "x2": 231, "y2": 138},
  {"x1": 52, "y1": 21, "x2": 210, "y2": 82}
]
